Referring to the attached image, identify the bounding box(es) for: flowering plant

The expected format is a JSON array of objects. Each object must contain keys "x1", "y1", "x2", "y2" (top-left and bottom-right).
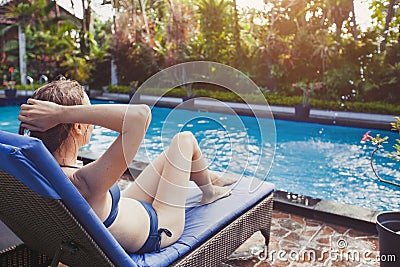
[
  {"x1": 361, "y1": 117, "x2": 400, "y2": 187},
  {"x1": 3, "y1": 67, "x2": 16, "y2": 89},
  {"x1": 292, "y1": 81, "x2": 324, "y2": 107}
]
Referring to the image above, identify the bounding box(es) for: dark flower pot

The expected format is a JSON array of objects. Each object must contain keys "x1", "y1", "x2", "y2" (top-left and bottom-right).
[
  {"x1": 4, "y1": 88, "x2": 17, "y2": 99},
  {"x1": 294, "y1": 105, "x2": 310, "y2": 119},
  {"x1": 376, "y1": 212, "x2": 400, "y2": 266}
]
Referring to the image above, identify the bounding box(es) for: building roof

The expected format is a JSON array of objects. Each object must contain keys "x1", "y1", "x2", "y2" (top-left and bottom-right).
[{"x1": 0, "y1": 0, "x2": 81, "y2": 26}]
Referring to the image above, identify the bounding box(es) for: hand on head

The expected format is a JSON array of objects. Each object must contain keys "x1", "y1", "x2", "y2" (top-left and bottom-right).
[{"x1": 18, "y1": 98, "x2": 64, "y2": 132}]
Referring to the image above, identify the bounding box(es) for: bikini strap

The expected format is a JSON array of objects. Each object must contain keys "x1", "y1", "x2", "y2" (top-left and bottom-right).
[
  {"x1": 155, "y1": 228, "x2": 172, "y2": 253},
  {"x1": 59, "y1": 164, "x2": 80, "y2": 169}
]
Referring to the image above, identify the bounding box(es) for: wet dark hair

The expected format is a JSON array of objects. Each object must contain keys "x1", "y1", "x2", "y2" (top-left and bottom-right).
[{"x1": 19, "y1": 77, "x2": 86, "y2": 153}]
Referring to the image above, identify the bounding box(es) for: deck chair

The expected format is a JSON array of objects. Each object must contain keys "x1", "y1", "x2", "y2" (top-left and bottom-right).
[{"x1": 0, "y1": 130, "x2": 274, "y2": 267}]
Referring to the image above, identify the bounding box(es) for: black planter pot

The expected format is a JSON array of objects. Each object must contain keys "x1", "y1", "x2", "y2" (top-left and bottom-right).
[
  {"x1": 4, "y1": 88, "x2": 17, "y2": 99},
  {"x1": 294, "y1": 105, "x2": 310, "y2": 119},
  {"x1": 376, "y1": 212, "x2": 400, "y2": 266}
]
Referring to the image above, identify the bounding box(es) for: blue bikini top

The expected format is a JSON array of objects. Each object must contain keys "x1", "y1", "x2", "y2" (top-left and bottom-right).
[{"x1": 59, "y1": 164, "x2": 121, "y2": 228}]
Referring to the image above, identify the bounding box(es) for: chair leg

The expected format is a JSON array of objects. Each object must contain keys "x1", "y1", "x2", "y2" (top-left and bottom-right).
[
  {"x1": 260, "y1": 229, "x2": 270, "y2": 247},
  {"x1": 260, "y1": 229, "x2": 270, "y2": 260}
]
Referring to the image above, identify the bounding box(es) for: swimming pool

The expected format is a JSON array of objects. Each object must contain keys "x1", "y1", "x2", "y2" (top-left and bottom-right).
[{"x1": 1, "y1": 103, "x2": 399, "y2": 212}]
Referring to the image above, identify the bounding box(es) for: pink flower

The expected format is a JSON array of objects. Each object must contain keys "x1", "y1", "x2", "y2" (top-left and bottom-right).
[
  {"x1": 8, "y1": 67, "x2": 14, "y2": 73},
  {"x1": 292, "y1": 83, "x2": 296, "y2": 87},
  {"x1": 361, "y1": 131, "x2": 372, "y2": 142}
]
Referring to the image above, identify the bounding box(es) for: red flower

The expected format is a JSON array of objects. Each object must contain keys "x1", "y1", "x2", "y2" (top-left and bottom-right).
[
  {"x1": 8, "y1": 67, "x2": 14, "y2": 73},
  {"x1": 361, "y1": 131, "x2": 372, "y2": 142}
]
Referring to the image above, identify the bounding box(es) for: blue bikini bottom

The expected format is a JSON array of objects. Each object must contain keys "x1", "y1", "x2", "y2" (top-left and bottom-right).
[{"x1": 135, "y1": 200, "x2": 172, "y2": 254}]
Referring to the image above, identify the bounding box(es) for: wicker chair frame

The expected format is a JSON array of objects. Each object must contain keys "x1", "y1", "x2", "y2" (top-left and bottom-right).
[{"x1": 0, "y1": 170, "x2": 273, "y2": 267}]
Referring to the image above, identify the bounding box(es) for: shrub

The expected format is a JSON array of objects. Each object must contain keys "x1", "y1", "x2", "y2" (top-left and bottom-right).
[{"x1": 102, "y1": 86, "x2": 400, "y2": 115}]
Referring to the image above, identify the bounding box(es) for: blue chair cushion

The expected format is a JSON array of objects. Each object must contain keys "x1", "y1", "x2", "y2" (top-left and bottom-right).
[
  {"x1": 131, "y1": 178, "x2": 274, "y2": 267},
  {"x1": 0, "y1": 130, "x2": 274, "y2": 267}
]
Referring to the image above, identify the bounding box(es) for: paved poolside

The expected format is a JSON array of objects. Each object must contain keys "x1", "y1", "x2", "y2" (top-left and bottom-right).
[{"x1": 223, "y1": 209, "x2": 379, "y2": 267}]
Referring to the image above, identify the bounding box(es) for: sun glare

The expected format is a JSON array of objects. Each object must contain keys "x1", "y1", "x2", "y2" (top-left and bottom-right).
[
  {"x1": 236, "y1": 0, "x2": 265, "y2": 11},
  {"x1": 57, "y1": 0, "x2": 372, "y2": 29},
  {"x1": 235, "y1": 0, "x2": 371, "y2": 30}
]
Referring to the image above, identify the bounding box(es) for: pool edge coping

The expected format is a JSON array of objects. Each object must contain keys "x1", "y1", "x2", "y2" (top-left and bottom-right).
[
  {"x1": 93, "y1": 93, "x2": 395, "y2": 131},
  {"x1": 273, "y1": 192, "x2": 380, "y2": 234}
]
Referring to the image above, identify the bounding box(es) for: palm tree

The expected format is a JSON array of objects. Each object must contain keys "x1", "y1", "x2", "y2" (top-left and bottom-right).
[
  {"x1": 326, "y1": 0, "x2": 352, "y2": 52},
  {"x1": 380, "y1": 0, "x2": 396, "y2": 52},
  {"x1": 312, "y1": 29, "x2": 335, "y2": 80}
]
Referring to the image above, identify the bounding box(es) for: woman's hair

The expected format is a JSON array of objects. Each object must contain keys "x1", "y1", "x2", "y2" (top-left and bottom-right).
[{"x1": 19, "y1": 77, "x2": 86, "y2": 153}]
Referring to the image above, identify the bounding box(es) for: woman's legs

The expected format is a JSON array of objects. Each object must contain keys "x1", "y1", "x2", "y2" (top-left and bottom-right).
[
  {"x1": 122, "y1": 132, "x2": 231, "y2": 246},
  {"x1": 121, "y1": 151, "x2": 166, "y2": 203},
  {"x1": 151, "y1": 132, "x2": 231, "y2": 246},
  {"x1": 122, "y1": 132, "x2": 236, "y2": 203}
]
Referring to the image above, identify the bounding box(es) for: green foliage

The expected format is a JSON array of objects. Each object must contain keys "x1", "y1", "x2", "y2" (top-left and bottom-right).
[
  {"x1": 323, "y1": 64, "x2": 359, "y2": 101},
  {"x1": 190, "y1": 0, "x2": 233, "y2": 63},
  {"x1": 106, "y1": 85, "x2": 132, "y2": 94},
  {"x1": 14, "y1": 83, "x2": 41, "y2": 90},
  {"x1": 1, "y1": 0, "x2": 110, "y2": 84},
  {"x1": 1, "y1": 0, "x2": 399, "y2": 107}
]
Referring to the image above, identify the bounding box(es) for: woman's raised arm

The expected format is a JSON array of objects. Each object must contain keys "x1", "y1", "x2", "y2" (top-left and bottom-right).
[{"x1": 19, "y1": 98, "x2": 152, "y2": 200}]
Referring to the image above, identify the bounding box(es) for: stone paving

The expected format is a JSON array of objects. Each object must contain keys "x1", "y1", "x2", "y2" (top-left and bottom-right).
[{"x1": 223, "y1": 210, "x2": 379, "y2": 267}]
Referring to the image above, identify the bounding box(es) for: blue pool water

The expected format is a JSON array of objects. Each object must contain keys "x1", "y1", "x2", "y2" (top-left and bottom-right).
[{"x1": 1, "y1": 103, "x2": 399, "y2": 211}]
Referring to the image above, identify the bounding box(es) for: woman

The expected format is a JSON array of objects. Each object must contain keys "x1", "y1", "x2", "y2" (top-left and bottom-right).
[{"x1": 18, "y1": 79, "x2": 235, "y2": 254}]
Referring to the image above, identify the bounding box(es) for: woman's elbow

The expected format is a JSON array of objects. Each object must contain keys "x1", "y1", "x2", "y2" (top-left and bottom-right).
[
  {"x1": 139, "y1": 104, "x2": 152, "y2": 130},
  {"x1": 124, "y1": 104, "x2": 151, "y2": 131}
]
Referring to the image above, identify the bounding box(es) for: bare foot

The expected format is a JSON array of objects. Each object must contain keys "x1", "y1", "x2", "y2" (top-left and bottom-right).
[
  {"x1": 201, "y1": 185, "x2": 232, "y2": 205},
  {"x1": 210, "y1": 171, "x2": 239, "y2": 187}
]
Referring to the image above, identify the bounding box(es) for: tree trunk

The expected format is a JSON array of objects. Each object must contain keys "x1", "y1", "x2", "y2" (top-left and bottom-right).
[
  {"x1": 85, "y1": 0, "x2": 91, "y2": 32},
  {"x1": 138, "y1": 0, "x2": 150, "y2": 37},
  {"x1": 380, "y1": 0, "x2": 395, "y2": 52},
  {"x1": 81, "y1": 0, "x2": 87, "y2": 33},
  {"x1": 232, "y1": 0, "x2": 241, "y2": 66},
  {"x1": 351, "y1": 0, "x2": 358, "y2": 41}
]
